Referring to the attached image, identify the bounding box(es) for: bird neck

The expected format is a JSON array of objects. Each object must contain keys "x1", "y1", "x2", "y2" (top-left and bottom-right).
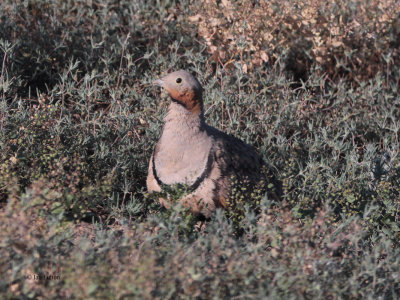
[
  {"x1": 163, "y1": 101, "x2": 205, "y2": 135},
  {"x1": 170, "y1": 94, "x2": 203, "y2": 114},
  {"x1": 161, "y1": 102, "x2": 205, "y2": 143}
]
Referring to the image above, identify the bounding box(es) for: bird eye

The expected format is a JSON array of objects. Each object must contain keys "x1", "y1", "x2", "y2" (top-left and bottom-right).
[{"x1": 176, "y1": 78, "x2": 182, "y2": 84}]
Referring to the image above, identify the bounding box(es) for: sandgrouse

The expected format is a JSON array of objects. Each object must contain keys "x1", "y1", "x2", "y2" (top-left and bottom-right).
[{"x1": 147, "y1": 70, "x2": 280, "y2": 217}]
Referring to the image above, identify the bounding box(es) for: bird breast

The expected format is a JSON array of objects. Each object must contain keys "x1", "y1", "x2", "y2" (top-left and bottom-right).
[{"x1": 153, "y1": 115, "x2": 213, "y2": 186}]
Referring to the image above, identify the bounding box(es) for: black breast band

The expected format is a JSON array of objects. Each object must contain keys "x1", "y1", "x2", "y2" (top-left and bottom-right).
[{"x1": 152, "y1": 150, "x2": 214, "y2": 193}]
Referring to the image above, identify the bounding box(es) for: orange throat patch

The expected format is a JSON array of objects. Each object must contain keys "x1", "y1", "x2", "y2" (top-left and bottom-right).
[{"x1": 167, "y1": 88, "x2": 202, "y2": 114}]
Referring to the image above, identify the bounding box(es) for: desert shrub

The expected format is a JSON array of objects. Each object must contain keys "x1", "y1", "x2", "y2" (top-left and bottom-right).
[
  {"x1": 0, "y1": 97, "x2": 115, "y2": 219},
  {"x1": 190, "y1": 0, "x2": 400, "y2": 83},
  {"x1": 2, "y1": 199, "x2": 399, "y2": 299},
  {"x1": 0, "y1": 0, "x2": 399, "y2": 299},
  {"x1": 0, "y1": 0, "x2": 189, "y2": 98}
]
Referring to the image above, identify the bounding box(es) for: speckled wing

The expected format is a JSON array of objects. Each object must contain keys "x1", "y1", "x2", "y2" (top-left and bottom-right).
[
  {"x1": 207, "y1": 126, "x2": 262, "y2": 178},
  {"x1": 207, "y1": 125, "x2": 281, "y2": 203}
]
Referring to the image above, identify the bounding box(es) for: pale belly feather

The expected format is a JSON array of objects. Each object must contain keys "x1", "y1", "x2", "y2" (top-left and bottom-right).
[{"x1": 154, "y1": 134, "x2": 212, "y2": 185}]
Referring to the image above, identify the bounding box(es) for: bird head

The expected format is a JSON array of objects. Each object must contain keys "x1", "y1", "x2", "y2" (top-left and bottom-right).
[{"x1": 154, "y1": 70, "x2": 203, "y2": 114}]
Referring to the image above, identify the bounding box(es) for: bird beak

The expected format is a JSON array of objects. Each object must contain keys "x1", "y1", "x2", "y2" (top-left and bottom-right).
[{"x1": 153, "y1": 78, "x2": 164, "y2": 87}]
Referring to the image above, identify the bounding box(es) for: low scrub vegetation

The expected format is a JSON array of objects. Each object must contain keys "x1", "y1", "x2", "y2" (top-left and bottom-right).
[{"x1": 1, "y1": 0, "x2": 399, "y2": 299}]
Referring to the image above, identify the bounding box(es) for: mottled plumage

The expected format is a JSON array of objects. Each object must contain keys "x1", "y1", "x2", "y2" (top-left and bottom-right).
[{"x1": 147, "y1": 70, "x2": 280, "y2": 217}]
